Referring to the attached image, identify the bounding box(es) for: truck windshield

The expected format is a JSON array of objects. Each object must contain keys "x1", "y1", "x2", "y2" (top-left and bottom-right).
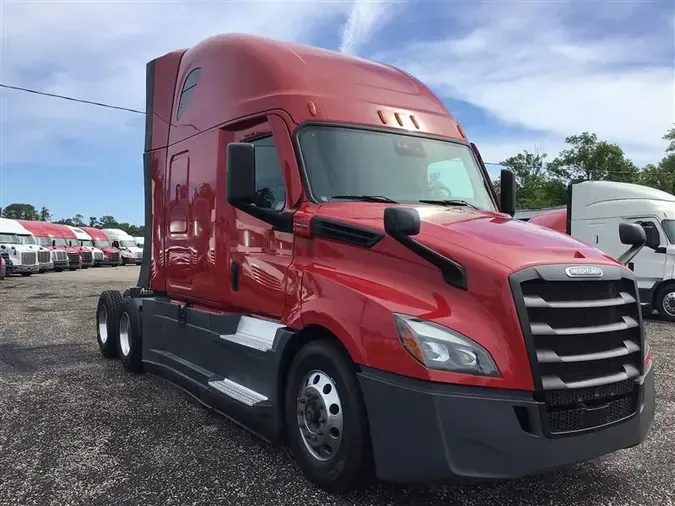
[
  {"x1": 37, "y1": 237, "x2": 52, "y2": 246},
  {"x1": 663, "y1": 220, "x2": 675, "y2": 243},
  {"x1": 0, "y1": 233, "x2": 20, "y2": 244},
  {"x1": 18, "y1": 235, "x2": 36, "y2": 245},
  {"x1": 297, "y1": 125, "x2": 497, "y2": 211},
  {"x1": 94, "y1": 240, "x2": 111, "y2": 248},
  {"x1": 80, "y1": 240, "x2": 94, "y2": 247},
  {"x1": 53, "y1": 238, "x2": 69, "y2": 246},
  {"x1": 120, "y1": 240, "x2": 136, "y2": 248}
]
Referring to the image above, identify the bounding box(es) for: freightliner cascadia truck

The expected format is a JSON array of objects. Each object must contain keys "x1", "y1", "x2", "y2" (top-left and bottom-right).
[{"x1": 95, "y1": 34, "x2": 655, "y2": 492}]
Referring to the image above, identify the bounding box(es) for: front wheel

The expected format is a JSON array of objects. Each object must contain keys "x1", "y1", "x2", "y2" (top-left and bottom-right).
[
  {"x1": 284, "y1": 340, "x2": 372, "y2": 493},
  {"x1": 20, "y1": 272, "x2": 32, "y2": 277},
  {"x1": 656, "y1": 283, "x2": 675, "y2": 322}
]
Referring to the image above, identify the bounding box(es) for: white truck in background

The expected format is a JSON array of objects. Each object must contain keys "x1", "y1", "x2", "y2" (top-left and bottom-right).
[
  {"x1": 68, "y1": 226, "x2": 105, "y2": 267},
  {"x1": 0, "y1": 218, "x2": 41, "y2": 276},
  {"x1": 529, "y1": 181, "x2": 675, "y2": 321},
  {"x1": 102, "y1": 228, "x2": 143, "y2": 265}
]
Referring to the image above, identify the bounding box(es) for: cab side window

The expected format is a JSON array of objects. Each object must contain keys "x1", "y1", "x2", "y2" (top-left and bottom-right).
[
  {"x1": 251, "y1": 136, "x2": 286, "y2": 211},
  {"x1": 637, "y1": 220, "x2": 662, "y2": 250},
  {"x1": 176, "y1": 68, "x2": 202, "y2": 120}
]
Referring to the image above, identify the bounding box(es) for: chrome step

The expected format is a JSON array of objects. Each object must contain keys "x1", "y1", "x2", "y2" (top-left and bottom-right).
[{"x1": 208, "y1": 378, "x2": 268, "y2": 406}]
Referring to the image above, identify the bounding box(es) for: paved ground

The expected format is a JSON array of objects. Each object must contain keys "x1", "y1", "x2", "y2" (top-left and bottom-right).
[{"x1": 0, "y1": 267, "x2": 673, "y2": 506}]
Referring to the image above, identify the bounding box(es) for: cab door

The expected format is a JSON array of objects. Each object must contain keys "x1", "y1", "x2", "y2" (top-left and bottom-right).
[{"x1": 227, "y1": 117, "x2": 296, "y2": 320}]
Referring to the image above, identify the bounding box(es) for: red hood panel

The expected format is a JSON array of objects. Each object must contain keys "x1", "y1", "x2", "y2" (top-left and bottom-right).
[{"x1": 316, "y1": 203, "x2": 620, "y2": 271}]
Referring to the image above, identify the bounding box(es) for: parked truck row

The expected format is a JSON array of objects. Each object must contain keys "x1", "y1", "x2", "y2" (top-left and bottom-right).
[
  {"x1": 0, "y1": 218, "x2": 142, "y2": 278},
  {"x1": 95, "y1": 33, "x2": 654, "y2": 493}
]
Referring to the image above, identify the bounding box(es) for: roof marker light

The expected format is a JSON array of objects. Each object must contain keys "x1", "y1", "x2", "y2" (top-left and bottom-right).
[
  {"x1": 394, "y1": 112, "x2": 403, "y2": 126},
  {"x1": 410, "y1": 115, "x2": 419, "y2": 129},
  {"x1": 308, "y1": 101, "x2": 317, "y2": 116},
  {"x1": 377, "y1": 110, "x2": 387, "y2": 124}
]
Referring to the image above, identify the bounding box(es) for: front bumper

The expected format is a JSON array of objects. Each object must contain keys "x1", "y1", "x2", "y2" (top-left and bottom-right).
[
  {"x1": 39, "y1": 261, "x2": 54, "y2": 272},
  {"x1": 53, "y1": 259, "x2": 69, "y2": 269},
  {"x1": 11, "y1": 264, "x2": 40, "y2": 274},
  {"x1": 358, "y1": 365, "x2": 655, "y2": 484}
]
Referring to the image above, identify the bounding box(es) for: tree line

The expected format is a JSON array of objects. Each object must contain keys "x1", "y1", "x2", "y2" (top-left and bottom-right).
[
  {"x1": 496, "y1": 126, "x2": 675, "y2": 210},
  {"x1": 0, "y1": 203, "x2": 144, "y2": 236},
  {"x1": 1, "y1": 126, "x2": 673, "y2": 222}
]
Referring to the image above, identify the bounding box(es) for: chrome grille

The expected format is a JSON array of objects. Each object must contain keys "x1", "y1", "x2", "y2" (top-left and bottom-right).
[
  {"x1": 94, "y1": 251, "x2": 104, "y2": 260},
  {"x1": 82, "y1": 251, "x2": 93, "y2": 263},
  {"x1": 21, "y1": 252, "x2": 37, "y2": 265},
  {"x1": 109, "y1": 252, "x2": 120, "y2": 262},
  {"x1": 53, "y1": 250, "x2": 68, "y2": 261},
  {"x1": 38, "y1": 250, "x2": 51, "y2": 263},
  {"x1": 67, "y1": 252, "x2": 80, "y2": 263},
  {"x1": 510, "y1": 264, "x2": 643, "y2": 435}
]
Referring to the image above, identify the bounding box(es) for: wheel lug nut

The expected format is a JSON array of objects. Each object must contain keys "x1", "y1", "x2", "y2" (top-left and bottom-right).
[{"x1": 318, "y1": 417, "x2": 325, "y2": 424}]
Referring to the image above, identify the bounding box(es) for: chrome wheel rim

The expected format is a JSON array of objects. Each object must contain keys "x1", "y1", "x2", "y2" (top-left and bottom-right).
[
  {"x1": 297, "y1": 370, "x2": 343, "y2": 462},
  {"x1": 98, "y1": 305, "x2": 108, "y2": 344},
  {"x1": 119, "y1": 312, "x2": 131, "y2": 357},
  {"x1": 663, "y1": 291, "x2": 675, "y2": 317}
]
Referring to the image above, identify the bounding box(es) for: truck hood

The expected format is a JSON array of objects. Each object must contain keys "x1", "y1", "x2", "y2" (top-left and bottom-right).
[
  {"x1": 316, "y1": 203, "x2": 621, "y2": 272},
  {"x1": 0, "y1": 243, "x2": 38, "y2": 253}
]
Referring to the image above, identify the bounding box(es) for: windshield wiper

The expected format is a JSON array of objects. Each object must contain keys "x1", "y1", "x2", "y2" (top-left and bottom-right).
[
  {"x1": 330, "y1": 195, "x2": 399, "y2": 203},
  {"x1": 418, "y1": 199, "x2": 478, "y2": 210}
]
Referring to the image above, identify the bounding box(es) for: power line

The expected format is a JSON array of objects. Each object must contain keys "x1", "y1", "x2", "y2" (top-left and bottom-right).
[
  {"x1": 0, "y1": 83, "x2": 145, "y2": 115},
  {"x1": 1, "y1": 82, "x2": 672, "y2": 171}
]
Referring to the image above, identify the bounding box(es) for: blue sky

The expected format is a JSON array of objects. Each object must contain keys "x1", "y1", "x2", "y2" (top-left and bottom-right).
[{"x1": 1, "y1": 0, "x2": 673, "y2": 225}]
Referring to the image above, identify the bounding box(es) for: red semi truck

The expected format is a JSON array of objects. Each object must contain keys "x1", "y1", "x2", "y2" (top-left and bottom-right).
[
  {"x1": 95, "y1": 34, "x2": 655, "y2": 492},
  {"x1": 81, "y1": 226, "x2": 122, "y2": 266},
  {"x1": 41, "y1": 222, "x2": 83, "y2": 271}
]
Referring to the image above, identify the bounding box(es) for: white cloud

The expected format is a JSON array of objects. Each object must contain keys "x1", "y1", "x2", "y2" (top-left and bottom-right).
[
  {"x1": 0, "y1": 0, "x2": 350, "y2": 169},
  {"x1": 339, "y1": 0, "x2": 400, "y2": 54},
  {"x1": 375, "y1": 0, "x2": 673, "y2": 165}
]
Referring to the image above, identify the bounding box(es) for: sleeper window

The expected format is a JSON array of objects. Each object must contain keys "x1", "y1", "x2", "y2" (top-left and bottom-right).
[
  {"x1": 251, "y1": 136, "x2": 286, "y2": 211},
  {"x1": 176, "y1": 68, "x2": 202, "y2": 120}
]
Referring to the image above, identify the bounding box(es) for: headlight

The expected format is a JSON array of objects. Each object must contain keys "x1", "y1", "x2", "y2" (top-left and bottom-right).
[{"x1": 394, "y1": 314, "x2": 500, "y2": 377}]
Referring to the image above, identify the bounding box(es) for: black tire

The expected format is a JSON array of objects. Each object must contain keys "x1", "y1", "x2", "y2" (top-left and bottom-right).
[
  {"x1": 117, "y1": 297, "x2": 144, "y2": 373},
  {"x1": 54, "y1": 267, "x2": 63, "y2": 272},
  {"x1": 96, "y1": 290, "x2": 123, "y2": 359},
  {"x1": 655, "y1": 283, "x2": 675, "y2": 322},
  {"x1": 20, "y1": 272, "x2": 32, "y2": 277},
  {"x1": 284, "y1": 339, "x2": 373, "y2": 493}
]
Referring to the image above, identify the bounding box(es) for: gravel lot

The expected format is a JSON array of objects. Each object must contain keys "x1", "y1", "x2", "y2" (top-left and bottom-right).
[{"x1": 0, "y1": 267, "x2": 673, "y2": 506}]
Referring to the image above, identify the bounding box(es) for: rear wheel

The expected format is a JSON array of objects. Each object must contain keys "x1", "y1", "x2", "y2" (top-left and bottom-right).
[
  {"x1": 96, "y1": 290, "x2": 123, "y2": 359},
  {"x1": 284, "y1": 339, "x2": 372, "y2": 493},
  {"x1": 655, "y1": 283, "x2": 675, "y2": 322},
  {"x1": 118, "y1": 297, "x2": 144, "y2": 373}
]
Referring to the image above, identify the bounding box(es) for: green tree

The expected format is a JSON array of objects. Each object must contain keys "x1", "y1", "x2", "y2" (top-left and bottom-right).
[
  {"x1": 89, "y1": 216, "x2": 99, "y2": 227},
  {"x1": 38, "y1": 206, "x2": 52, "y2": 222},
  {"x1": 98, "y1": 215, "x2": 118, "y2": 228},
  {"x1": 500, "y1": 150, "x2": 567, "y2": 209},
  {"x1": 663, "y1": 125, "x2": 675, "y2": 153},
  {"x1": 72, "y1": 214, "x2": 85, "y2": 226},
  {"x1": 549, "y1": 132, "x2": 639, "y2": 184},
  {"x1": 1, "y1": 203, "x2": 40, "y2": 220},
  {"x1": 640, "y1": 154, "x2": 675, "y2": 194}
]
